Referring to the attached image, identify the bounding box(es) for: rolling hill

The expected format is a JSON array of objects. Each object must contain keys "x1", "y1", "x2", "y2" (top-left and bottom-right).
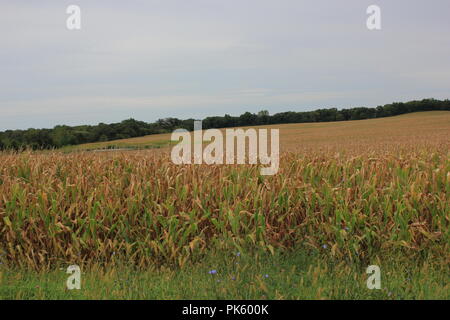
[{"x1": 65, "y1": 111, "x2": 450, "y2": 152}]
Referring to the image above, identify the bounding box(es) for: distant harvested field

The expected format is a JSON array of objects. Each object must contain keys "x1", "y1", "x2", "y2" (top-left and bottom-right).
[
  {"x1": 65, "y1": 111, "x2": 450, "y2": 153},
  {"x1": 0, "y1": 111, "x2": 448, "y2": 270}
]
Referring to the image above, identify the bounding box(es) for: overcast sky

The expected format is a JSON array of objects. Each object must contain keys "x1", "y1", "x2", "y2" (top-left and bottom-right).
[{"x1": 1, "y1": 0, "x2": 449, "y2": 130}]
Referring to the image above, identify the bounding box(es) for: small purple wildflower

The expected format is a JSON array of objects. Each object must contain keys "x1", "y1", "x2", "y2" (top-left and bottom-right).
[
  {"x1": 264, "y1": 274, "x2": 269, "y2": 278},
  {"x1": 231, "y1": 276, "x2": 236, "y2": 281},
  {"x1": 322, "y1": 244, "x2": 328, "y2": 249},
  {"x1": 236, "y1": 252, "x2": 241, "y2": 257},
  {"x1": 209, "y1": 269, "x2": 217, "y2": 275}
]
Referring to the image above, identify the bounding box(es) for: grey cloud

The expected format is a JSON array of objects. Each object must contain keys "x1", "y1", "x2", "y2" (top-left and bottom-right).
[{"x1": 0, "y1": 0, "x2": 449, "y2": 130}]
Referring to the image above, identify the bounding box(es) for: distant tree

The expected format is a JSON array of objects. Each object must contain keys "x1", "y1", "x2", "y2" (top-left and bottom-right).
[
  {"x1": 0, "y1": 98, "x2": 449, "y2": 150},
  {"x1": 257, "y1": 110, "x2": 270, "y2": 124},
  {"x1": 239, "y1": 112, "x2": 258, "y2": 126}
]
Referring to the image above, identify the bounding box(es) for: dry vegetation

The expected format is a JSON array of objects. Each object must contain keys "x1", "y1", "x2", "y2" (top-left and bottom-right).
[{"x1": 0, "y1": 112, "x2": 449, "y2": 270}]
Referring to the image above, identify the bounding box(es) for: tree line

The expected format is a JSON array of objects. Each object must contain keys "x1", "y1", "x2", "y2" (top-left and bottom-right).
[{"x1": 0, "y1": 98, "x2": 449, "y2": 150}]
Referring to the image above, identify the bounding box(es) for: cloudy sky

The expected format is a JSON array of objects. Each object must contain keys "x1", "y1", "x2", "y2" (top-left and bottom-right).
[{"x1": 1, "y1": 0, "x2": 449, "y2": 130}]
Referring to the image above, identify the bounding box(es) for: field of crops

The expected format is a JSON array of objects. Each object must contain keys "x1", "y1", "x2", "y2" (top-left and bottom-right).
[{"x1": 0, "y1": 111, "x2": 448, "y2": 274}]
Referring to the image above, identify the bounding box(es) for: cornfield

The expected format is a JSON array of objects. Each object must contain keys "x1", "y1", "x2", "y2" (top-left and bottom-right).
[{"x1": 0, "y1": 141, "x2": 448, "y2": 270}]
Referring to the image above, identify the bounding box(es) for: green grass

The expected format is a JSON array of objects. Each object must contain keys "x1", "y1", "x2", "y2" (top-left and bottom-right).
[
  {"x1": 1, "y1": 250, "x2": 448, "y2": 300},
  {"x1": 60, "y1": 139, "x2": 172, "y2": 152}
]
